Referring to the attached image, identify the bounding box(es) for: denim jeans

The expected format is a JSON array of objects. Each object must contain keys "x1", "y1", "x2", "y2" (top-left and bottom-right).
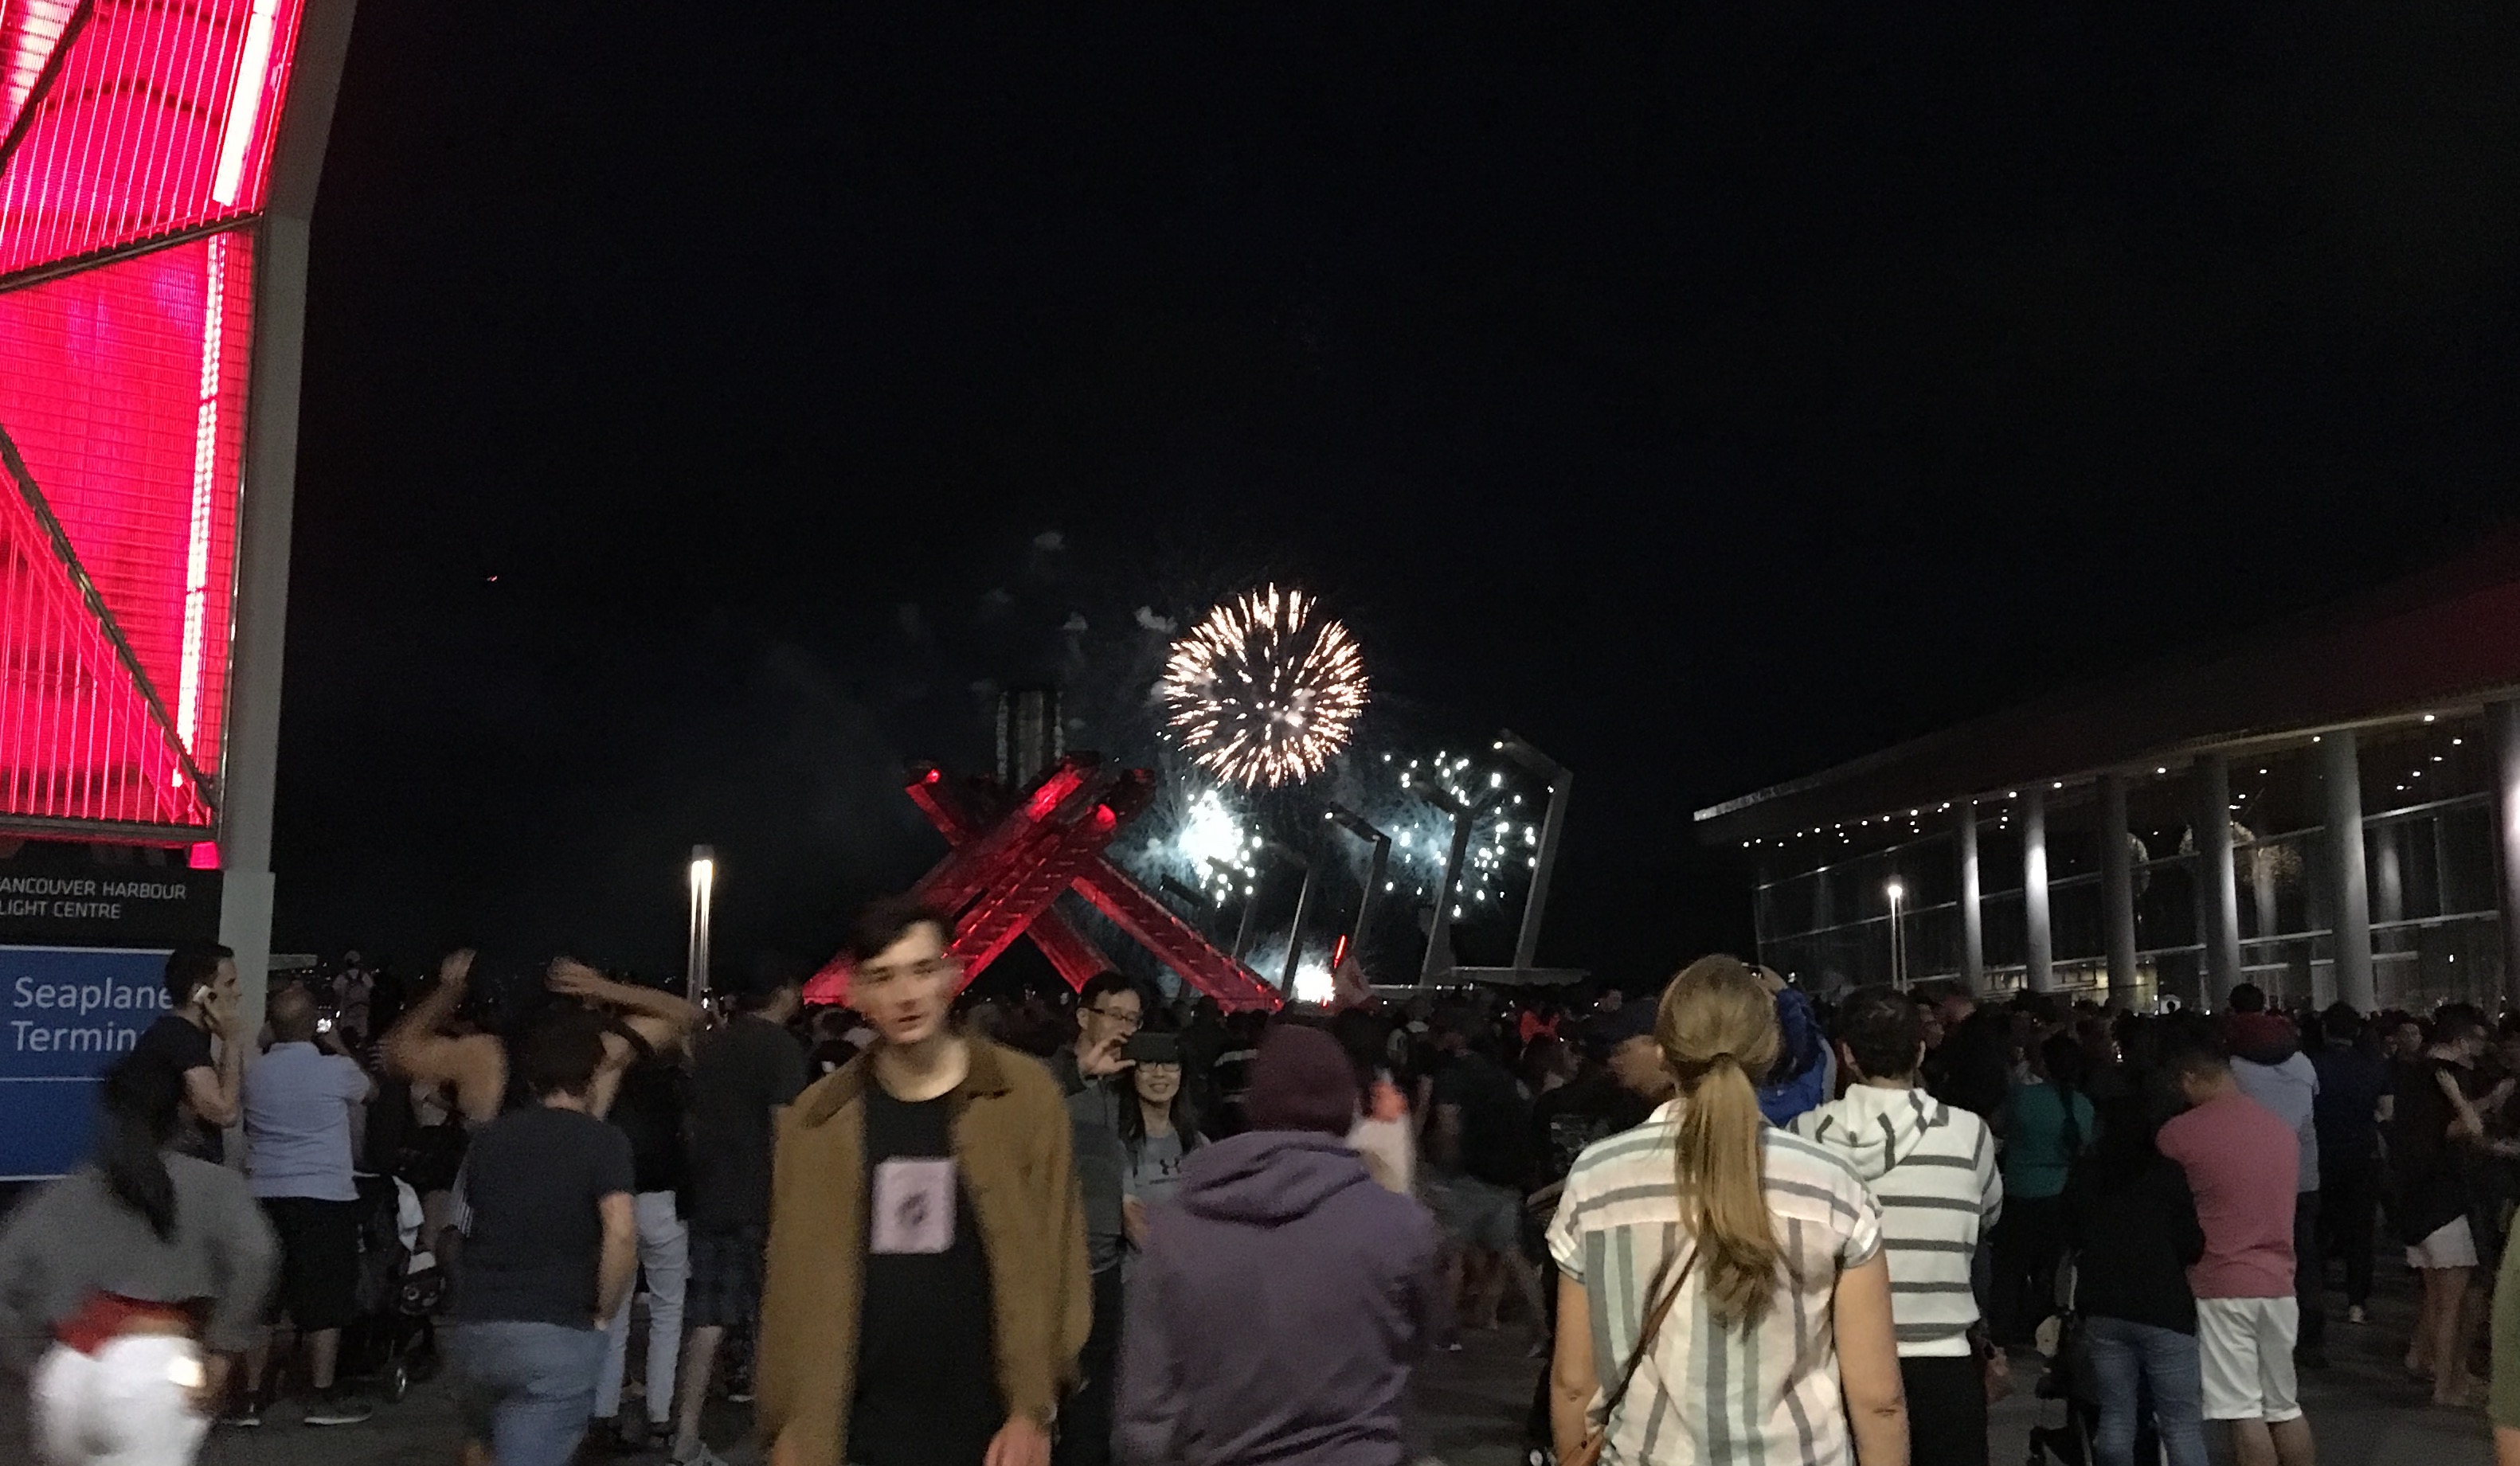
[
  {"x1": 449, "y1": 1321, "x2": 607, "y2": 1466},
  {"x1": 2083, "y1": 1315, "x2": 2208, "y2": 1466},
  {"x1": 593, "y1": 1190, "x2": 689, "y2": 1421}
]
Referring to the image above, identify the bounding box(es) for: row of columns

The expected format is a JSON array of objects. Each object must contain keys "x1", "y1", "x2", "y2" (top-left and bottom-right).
[{"x1": 1934, "y1": 702, "x2": 2520, "y2": 1007}]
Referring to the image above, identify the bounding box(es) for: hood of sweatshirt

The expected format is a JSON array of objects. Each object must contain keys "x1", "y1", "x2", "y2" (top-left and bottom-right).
[
  {"x1": 2225, "y1": 1011, "x2": 2302, "y2": 1067},
  {"x1": 1176, "y1": 1129, "x2": 1378, "y2": 1228},
  {"x1": 1793, "y1": 1085, "x2": 1954, "y2": 1185}
]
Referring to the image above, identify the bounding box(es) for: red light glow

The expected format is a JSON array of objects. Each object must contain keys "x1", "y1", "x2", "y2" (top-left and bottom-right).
[
  {"x1": 0, "y1": 0, "x2": 305, "y2": 277},
  {"x1": 0, "y1": 0, "x2": 310, "y2": 835}
]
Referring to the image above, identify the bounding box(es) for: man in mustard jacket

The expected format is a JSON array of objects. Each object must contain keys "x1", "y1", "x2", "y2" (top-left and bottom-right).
[{"x1": 757, "y1": 897, "x2": 1091, "y2": 1466}]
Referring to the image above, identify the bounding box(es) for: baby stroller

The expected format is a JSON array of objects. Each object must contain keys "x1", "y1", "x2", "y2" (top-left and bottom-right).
[
  {"x1": 338, "y1": 1172, "x2": 443, "y2": 1405},
  {"x1": 2025, "y1": 1254, "x2": 2099, "y2": 1466}
]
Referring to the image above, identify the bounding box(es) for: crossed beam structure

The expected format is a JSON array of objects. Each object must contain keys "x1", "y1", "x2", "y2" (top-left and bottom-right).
[{"x1": 808, "y1": 755, "x2": 1283, "y2": 1012}]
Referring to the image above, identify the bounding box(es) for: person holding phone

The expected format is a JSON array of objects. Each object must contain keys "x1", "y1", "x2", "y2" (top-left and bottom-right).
[{"x1": 131, "y1": 942, "x2": 245, "y2": 1163}]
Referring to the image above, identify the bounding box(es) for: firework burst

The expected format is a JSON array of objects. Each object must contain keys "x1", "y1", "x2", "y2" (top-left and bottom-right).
[{"x1": 1159, "y1": 585, "x2": 1368, "y2": 788}]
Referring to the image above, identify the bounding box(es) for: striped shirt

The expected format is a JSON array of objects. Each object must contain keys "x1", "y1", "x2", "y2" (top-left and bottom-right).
[
  {"x1": 1790, "y1": 1085, "x2": 2001, "y2": 1356},
  {"x1": 1546, "y1": 1104, "x2": 1882, "y2": 1466}
]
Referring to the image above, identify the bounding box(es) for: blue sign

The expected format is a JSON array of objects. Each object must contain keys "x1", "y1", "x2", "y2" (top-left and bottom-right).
[{"x1": 0, "y1": 945, "x2": 174, "y2": 1179}]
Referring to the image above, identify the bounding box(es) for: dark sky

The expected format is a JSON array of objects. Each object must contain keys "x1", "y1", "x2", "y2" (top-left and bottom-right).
[{"x1": 272, "y1": 2, "x2": 2520, "y2": 987}]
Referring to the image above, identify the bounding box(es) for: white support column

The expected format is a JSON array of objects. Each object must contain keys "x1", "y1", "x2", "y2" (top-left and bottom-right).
[
  {"x1": 2200, "y1": 755, "x2": 2244, "y2": 1005},
  {"x1": 214, "y1": 0, "x2": 358, "y2": 1045},
  {"x1": 2490, "y1": 702, "x2": 2520, "y2": 1006},
  {"x1": 1958, "y1": 807, "x2": 1985, "y2": 992},
  {"x1": 2322, "y1": 730, "x2": 2377, "y2": 1011},
  {"x1": 2024, "y1": 788, "x2": 2054, "y2": 993},
  {"x1": 2100, "y1": 772, "x2": 2139, "y2": 1006}
]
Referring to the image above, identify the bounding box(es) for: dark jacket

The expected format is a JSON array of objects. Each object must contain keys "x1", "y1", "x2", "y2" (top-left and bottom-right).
[
  {"x1": 2067, "y1": 1153, "x2": 2206, "y2": 1335},
  {"x1": 1117, "y1": 1131, "x2": 1443, "y2": 1466}
]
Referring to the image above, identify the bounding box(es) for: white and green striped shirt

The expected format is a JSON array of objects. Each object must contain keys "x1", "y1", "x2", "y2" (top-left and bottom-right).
[{"x1": 1546, "y1": 1104, "x2": 1883, "y2": 1466}]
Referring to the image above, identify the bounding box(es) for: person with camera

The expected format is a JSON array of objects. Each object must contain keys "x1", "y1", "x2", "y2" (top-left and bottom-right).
[{"x1": 233, "y1": 982, "x2": 378, "y2": 1428}]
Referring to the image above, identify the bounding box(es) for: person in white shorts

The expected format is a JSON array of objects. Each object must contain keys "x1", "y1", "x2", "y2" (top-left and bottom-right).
[
  {"x1": 2389, "y1": 1005, "x2": 2500, "y2": 1406},
  {"x1": 2156, "y1": 1028, "x2": 2316, "y2": 1466}
]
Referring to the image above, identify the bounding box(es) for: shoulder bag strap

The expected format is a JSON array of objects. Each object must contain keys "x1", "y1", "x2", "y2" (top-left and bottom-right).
[{"x1": 1596, "y1": 1241, "x2": 1699, "y2": 1425}]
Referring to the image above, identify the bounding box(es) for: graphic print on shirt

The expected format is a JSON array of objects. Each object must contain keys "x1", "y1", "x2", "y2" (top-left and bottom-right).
[{"x1": 871, "y1": 1158, "x2": 957, "y2": 1254}]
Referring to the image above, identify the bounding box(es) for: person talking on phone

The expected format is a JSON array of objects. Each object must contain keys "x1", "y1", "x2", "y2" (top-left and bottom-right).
[{"x1": 131, "y1": 942, "x2": 246, "y2": 1164}]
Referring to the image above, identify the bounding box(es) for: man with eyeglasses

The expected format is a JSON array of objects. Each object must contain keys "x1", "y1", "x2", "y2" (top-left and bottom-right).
[
  {"x1": 1043, "y1": 971, "x2": 1144, "y2": 1466},
  {"x1": 756, "y1": 897, "x2": 1088, "y2": 1466}
]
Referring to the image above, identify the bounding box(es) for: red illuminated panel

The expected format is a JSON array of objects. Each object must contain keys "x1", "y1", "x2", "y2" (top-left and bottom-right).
[
  {"x1": 0, "y1": 449, "x2": 213, "y2": 827},
  {"x1": 0, "y1": 229, "x2": 246, "y2": 830},
  {"x1": 0, "y1": 0, "x2": 305, "y2": 279}
]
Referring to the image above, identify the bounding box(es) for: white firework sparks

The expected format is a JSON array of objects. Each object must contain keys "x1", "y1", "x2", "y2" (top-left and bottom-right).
[{"x1": 1159, "y1": 584, "x2": 1368, "y2": 788}]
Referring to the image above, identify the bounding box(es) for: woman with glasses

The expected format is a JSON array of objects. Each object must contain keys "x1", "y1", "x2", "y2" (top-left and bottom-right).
[{"x1": 1117, "y1": 1032, "x2": 1203, "y2": 1269}]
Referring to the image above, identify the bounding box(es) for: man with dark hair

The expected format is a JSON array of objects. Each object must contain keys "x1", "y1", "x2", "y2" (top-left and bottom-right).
[
  {"x1": 1048, "y1": 969, "x2": 1141, "y2": 1466},
  {"x1": 2229, "y1": 982, "x2": 2268, "y2": 1014},
  {"x1": 669, "y1": 953, "x2": 808, "y2": 1466},
  {"x1": 1116, "y1": 1025, "x2": 1442, "y2": 1465},
  {"x1": 757, "y1": 896, "x2": 1088, "y2": 1466},
  {"x1": 446, "y1": 1008, "x2": 639, "y2": 1466},
  {"x1": 2158, "y1": 1034, "x2": 2315, "y2": 1466},
  {"x1": 132, "y1": 940, "x2": 242, "y2": 1161},
  {"x1": 1793, "y1": 985, "x2": 2002, "y2": 1466},
  {"x1": 237, "y1": 982, "x2": 378, "y2": 1427},
  {"x1": 1429, "y1": 1019, "x2": 1544, "y2": 1347},
  {"x1": 2310, "y1": 1003, "x2": 2390, "y2": 1328}
]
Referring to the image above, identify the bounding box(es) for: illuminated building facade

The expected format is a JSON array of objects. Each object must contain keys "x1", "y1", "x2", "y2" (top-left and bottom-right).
[
  {"x1": 1698, "y1": 538, "x2": 2520, "y2": 1012},
  {"x1": 0, "y1": 0, "x2": 358, "y2": 1017}
]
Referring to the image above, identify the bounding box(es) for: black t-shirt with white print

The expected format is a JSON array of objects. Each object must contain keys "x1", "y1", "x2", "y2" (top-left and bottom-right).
[{"x1": 847, "y1": 1085, "x2": 1002, "y2": 1466}]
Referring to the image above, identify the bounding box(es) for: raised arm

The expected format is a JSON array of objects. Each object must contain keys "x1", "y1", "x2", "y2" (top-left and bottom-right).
[
  {"x1": 382, "y1": 951, "x2": 505, "y2": 1124},
  {"x1": 549, "y1": 959, "x2": 699, "y2": 1054}
]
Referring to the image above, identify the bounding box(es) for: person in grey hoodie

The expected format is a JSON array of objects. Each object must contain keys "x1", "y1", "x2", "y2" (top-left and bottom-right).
[
  {"x1": 1116, "y1": 1024, "x2": 1443, "y2": 1466},
  {"x1": 0, "y1": 1054, "x2": 277, "y2": 1465},
  {"x1": 1791, "y1": 985, "x2": 2001, "y2": 1466},
  {"x1": 2223, "y1": 985, "x2": 2324, "y2": 1369}
]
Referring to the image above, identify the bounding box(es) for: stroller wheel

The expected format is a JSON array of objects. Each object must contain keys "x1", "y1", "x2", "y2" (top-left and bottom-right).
[{"x1": 385, "y1": 1361, "x2": 410, "y2": 1405}]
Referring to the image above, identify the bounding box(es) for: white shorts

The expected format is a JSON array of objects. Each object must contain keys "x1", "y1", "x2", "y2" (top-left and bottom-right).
[
  {"x1": 2408, "y1": 1215, "x2": 2479, "y2": 1270},
  {"x1": 2197, "y1": 1296, "x2": 2302, "y2": 1423},
  {"x1": 30, "y1": 1335, "x2": 211, "y2": 1466}
]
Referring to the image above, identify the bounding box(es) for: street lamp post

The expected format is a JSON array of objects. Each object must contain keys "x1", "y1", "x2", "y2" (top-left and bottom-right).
[
  {"x1": 1885, "y1": 878, "x2": 1907, "y2": 990},
  {"x1": 687, "y1": 845, "x2": 715, "y2": 1006}
]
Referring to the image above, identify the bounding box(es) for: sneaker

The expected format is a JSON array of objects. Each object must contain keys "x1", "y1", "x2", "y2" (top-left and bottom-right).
[
  {"x1": 2349, "y1": 1304, "x2": 2369, "y2": 1325},
  {"x1": 217, "y1": 1401, "x2": 263, "y2": 1429},
  {"x1": 303, "y1": 1387, "x2": 374, "y2": 1427}
]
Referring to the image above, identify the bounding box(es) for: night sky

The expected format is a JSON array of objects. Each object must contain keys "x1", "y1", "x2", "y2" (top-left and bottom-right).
[{"x1": 271, "y1": 2, "x2": 2520, "y2": 988}]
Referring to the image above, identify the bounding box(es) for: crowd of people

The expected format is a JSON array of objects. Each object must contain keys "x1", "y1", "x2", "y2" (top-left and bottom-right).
[{"x1": 8, "y1": 919, "x2": 2520, "y2": 1465}]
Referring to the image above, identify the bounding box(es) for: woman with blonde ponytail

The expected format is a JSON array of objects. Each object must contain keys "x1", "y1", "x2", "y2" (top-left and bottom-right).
[{"x1": 1545, "y1": 957, "x2": 1909, "y2": 1465}]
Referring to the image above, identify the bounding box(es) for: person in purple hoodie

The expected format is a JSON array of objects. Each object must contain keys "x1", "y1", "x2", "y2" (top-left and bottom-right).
[{"x1": 1115, "y1": 1024, "x2": 1444, "y2": 1466}]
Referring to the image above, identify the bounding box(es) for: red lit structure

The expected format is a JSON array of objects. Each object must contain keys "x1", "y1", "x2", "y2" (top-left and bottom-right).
[
  {"x1": 0, "y1": 0, "x2": 314, "y2": 839},
  {"x1": 808, "y1": 756, "x2": 1285, "y2": 1013}
]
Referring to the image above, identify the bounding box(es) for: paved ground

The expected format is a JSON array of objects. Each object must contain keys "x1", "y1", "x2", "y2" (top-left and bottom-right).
[{"x1": 0, "y1": 1274, "x2": 2490, "y2": 1465}]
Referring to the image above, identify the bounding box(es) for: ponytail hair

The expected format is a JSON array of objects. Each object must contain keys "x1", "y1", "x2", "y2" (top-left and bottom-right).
[
  {"x1": 1659, "y1": 956, "x2": 1784, "y2": 1327},
  {"x1": 96, "y1": 1055, "x2": 183, "y2": 1240}
]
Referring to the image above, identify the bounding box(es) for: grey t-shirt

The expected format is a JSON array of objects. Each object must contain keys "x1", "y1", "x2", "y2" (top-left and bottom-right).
[
  {"x1": 452, "y1": 1105, "x2": 633, "y2": 1328},
  {"x1": 1124, "y1": 1130, "x2": 1188, "y2": 1210}
]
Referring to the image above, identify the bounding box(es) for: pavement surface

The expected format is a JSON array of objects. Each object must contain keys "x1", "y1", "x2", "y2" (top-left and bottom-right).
[{"x1": 0, "y1": 1272, "x2": 2492, "y2": 1465}]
